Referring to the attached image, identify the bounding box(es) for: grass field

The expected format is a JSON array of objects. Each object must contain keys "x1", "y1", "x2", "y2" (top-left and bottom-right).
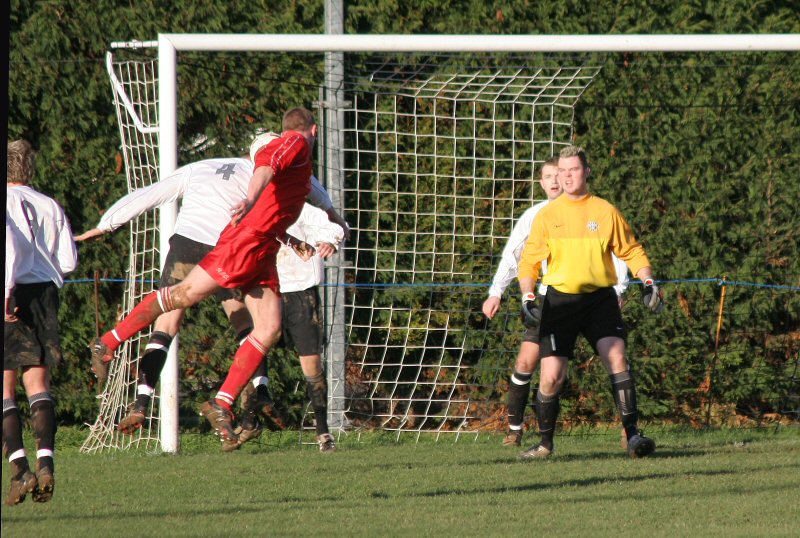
[{"x1": 2, "y1": 426, "x2": 798, "y2": 537}]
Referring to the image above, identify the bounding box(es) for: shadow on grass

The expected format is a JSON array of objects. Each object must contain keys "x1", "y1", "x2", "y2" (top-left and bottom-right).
[{"x1": 411, "y1": 460, "x2": 800, "y2": 499}]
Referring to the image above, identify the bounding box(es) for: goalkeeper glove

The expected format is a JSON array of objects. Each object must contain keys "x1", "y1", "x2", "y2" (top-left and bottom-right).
[
  {"x1": 520, "y1": 292, "x2": 542, "y2": 328},
  {"x1": 642, "y1": 278, "x2": 664, "y2": 313}
]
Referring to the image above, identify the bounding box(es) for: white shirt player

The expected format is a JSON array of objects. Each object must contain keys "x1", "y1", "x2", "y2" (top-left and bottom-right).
[
  {"x1": 96, "y1": 157, "x2": 334, "y2": 247},
  {"x1": 488, "y1": 199, "x2": 629, "y2": 299},
  {"x1": 277, "y1": 204, "x2": 345, "y2": 294},
  {"x1": 6, "y1": 185, "x2": 78, "y2": 302}
]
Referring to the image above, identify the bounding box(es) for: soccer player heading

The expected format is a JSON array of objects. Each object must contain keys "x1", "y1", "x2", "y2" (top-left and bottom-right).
[
  {"x1": 89, "y1": 107, "x2": 326, "y2": 448},
  {"x1": 5, "y1": 140, "x2": 77, "y2": 505},
  {"x1": 482, "y1": 156, "x2": 630, "y2": 447},
  {"x1": 517, "y1": 145, "x2": 663, "y2": 460}
]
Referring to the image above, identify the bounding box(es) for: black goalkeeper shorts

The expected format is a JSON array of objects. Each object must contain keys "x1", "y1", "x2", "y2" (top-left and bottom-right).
[{"x1": 538, "y1": 287, "x2": 626, "y2": 359}]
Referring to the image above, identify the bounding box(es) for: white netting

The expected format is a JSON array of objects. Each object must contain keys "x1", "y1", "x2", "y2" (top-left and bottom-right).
[
  {"x1": 81, "y1": 52, "x2": 162, "y2": 452},
  {"x1": 339, "y1": 55, "x2": 601, "y2": 439}
]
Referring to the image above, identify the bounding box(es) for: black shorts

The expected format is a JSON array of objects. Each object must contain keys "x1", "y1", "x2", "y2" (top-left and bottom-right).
[
  {"x1": 4, "y1": 282, "x2": 62, "y2": 370},
  {"x1": 161, "y1": 234, "x2": 242, "y2": 302},
  {"x1": 538, "y1": 287, "x2": 626, "y2": 359},
  {"x1": 281, "y1": 288, "x2": 323, "y2": 356}
]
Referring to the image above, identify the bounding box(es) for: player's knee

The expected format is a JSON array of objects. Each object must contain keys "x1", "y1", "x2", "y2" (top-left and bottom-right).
[{"x1": 252, "y1": 325, "x2": 281, "y2": 347}]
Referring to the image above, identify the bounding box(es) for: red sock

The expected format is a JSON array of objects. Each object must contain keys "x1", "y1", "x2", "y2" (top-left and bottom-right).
[
  {"x1": 100, "y1": 289, "x2": 170, "y2": 351},
  {"x1": 215, "y1": 336, "x2": 267, "y2": 409}
]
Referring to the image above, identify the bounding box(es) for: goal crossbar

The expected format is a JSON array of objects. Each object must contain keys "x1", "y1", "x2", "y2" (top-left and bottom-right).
[{"x1": 114, "y1": 33, "x2": 800, "y2": 52}]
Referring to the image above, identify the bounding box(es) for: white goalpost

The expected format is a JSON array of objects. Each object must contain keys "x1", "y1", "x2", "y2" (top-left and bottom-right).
[{"x1": 82, "y1": 33, "x2": 800, "y2": 454}]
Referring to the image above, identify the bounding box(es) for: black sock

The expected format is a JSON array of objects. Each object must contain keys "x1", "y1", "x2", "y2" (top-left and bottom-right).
[
  {"x1": 610, "y1": 370, "x2": 640, "y2": 439},
  {"x1": 139, "y1": 331, "x2": 173, "y2": 388},
  {"x1": 305, "y1": 373, "x2": 329, "y2": 435},
  {"x1": 507, "y1": 371, "x2": 532, "y2": 429},
  {"x1": 535, "y1": 390, "x2": 560, "y2": 451},
  {"x1": 29, "y1": 393, "x2": 56, "y2": 473},
  {"x1": 3, "y1": 401, "x2": 30, "y2": 479}
]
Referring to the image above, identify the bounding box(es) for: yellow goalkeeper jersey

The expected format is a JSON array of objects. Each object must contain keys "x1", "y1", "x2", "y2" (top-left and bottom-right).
[{"x1": 518, "y1": 193, "x2": 651, "y2": 294}]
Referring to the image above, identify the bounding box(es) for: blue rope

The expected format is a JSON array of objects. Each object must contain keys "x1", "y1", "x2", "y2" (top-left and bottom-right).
[{"x1": 65, "y1": 277, "x2": 800, "y2": 291}]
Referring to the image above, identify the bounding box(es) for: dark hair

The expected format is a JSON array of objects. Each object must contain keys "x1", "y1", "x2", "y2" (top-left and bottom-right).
[{"x1": 543, "y1": 156, "x2": 559, "y2": 168}]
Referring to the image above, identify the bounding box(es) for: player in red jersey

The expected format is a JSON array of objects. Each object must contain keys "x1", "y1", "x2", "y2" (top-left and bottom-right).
[{"x1": 90, "y1": 107, "x2": 318, "y2": 447}]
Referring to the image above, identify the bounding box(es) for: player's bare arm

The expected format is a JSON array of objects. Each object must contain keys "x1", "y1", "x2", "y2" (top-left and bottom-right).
[
  {"x1": 231, "y1": 165, "x2": 274, "y2": 225},
  {"x1": 482, "y1": 296, "x2": 501, "y2": 319},
  {"x1": 74, "y1": 228, "x2": 105, "y2": 242}
]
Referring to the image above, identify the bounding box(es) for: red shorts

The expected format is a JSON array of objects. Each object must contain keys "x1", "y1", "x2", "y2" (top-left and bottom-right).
[{"x1": 198, "y1": 225, "x2": 280, "y2": 294}]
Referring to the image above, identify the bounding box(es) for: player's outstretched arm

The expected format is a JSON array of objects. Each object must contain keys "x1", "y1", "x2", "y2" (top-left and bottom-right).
[{"x1": 74, "y1": 228, "x2": 105, "y2": 242}]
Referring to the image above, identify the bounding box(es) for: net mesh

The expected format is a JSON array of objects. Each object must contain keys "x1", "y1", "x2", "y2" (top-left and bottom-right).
[
  {"x1": 81, "y1": 53, "x2": 162, "y2": 453},
  {"x1": 338, "y1": 54, "x2": 601, "y2": 438}
]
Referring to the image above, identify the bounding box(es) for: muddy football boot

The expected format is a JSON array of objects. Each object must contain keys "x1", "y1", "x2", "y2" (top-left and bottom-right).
[
  {"x1": 502, "y1": 430, "x2": 522, "y2": 447},
  {"x1": 199, "y1": 400, "x2": 239, "y2": 448},
  {"x1": 520, "y1": 443, "x2": 553, "y2": 459},
  {"x1": 32, "y1": 467, "x2": 55, "y2": 503},
  {"x1": 118, "y1": 403, "x2": 147, "y2": 435},
  {"x1": 5, "y1": 471, "x2": 37, "y2": 506}
]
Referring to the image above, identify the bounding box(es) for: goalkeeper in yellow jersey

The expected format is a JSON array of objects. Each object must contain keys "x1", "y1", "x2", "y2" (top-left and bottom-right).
[{"x1": 517, "y1": 145, "x2": 663, "y2": 459}]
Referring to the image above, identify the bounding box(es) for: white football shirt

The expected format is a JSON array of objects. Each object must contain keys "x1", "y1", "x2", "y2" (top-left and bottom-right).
[{"x1": 98, "y1": 158, "x2": 333, "y2": 246}]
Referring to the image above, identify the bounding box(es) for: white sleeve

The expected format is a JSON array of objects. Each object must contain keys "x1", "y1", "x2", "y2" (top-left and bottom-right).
[
  {"x1": 297, "y1": 204, "x2": 345, "y2": 248},
  {"x1": 55, "y1": 207, "x2": 78, "y2": 276},
  {"x1": 96, "y1": 168, "x2": 188, "y2": 232},
  {"x1": 612, "y1": 254, "x2": 629, "y2": 296},
  {"x1": 306, "y1": 175, "x2": 334, "y2": 211},
  {"x1": 487, "y1": 205, "x2": 540, "y2": 298}
]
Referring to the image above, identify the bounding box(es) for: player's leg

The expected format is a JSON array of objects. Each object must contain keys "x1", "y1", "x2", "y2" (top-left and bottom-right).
[
  {"x1": 117, "y1": 309, "x2": 186, "y2": 434},
  {"x1": 520, "y1": 354, "x2": 568, "y2": 459},
  {"x1": 222, "y1": 296, "x2": 275, "y2": 446},
  {"x1": 596, "y1": 336, "x2": 655, "y2": 458},
  {"x1": 2, "y1": 369, "x2": 37, "y2": 506},
  {"x1": 281, "y1": 288, "x2": 335, "y2": 452},
  {"x1": 587, "y1": 288, "x2": 654, "y2": 457},
  {"x1": 92, "y1": 264, "x2": 220, "y2": 364},
  {"x1": 504, "y1": 335, "x2": 540, "y2": 446},
  {"x1": 520, "y1": 288, "x2": 577, "y2": 458},
  {"x1": 21, "y1": 366, "x2": 56, "y2": 502},
  {"x1": 299, "y1": 354, "x2": 336, "y2": 453},
  {"x1": 202, "y1": 286, "x2": 281, "y2": 447}
]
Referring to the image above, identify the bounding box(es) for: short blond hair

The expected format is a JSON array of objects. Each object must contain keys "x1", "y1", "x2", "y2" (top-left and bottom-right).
[
  {"x1": 7, "y1": 140, "x2": 36, "y2": 184},
  {"x1": 282, "y1": 107, "x2": 315, "y2": 132},
  {"x1": 559, "y1": 145, "x2": 588, "y2": 168}
]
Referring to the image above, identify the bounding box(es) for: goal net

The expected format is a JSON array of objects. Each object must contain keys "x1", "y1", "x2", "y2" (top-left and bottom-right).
[
  {"x1": 82, "y1": 52, "x2": 162, "y2": 452},
  {"x1": 339, "y1": 54, "x2": 600, "y2": 438}
]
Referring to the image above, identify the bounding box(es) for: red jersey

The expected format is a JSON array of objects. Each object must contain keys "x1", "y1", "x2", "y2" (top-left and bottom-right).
[
  {"x1": 198, "y1": 131, "x2": 312, "y2": 293},
  {"x1": 240, "y1": 131, "x2": 312, "y2": 237}
]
